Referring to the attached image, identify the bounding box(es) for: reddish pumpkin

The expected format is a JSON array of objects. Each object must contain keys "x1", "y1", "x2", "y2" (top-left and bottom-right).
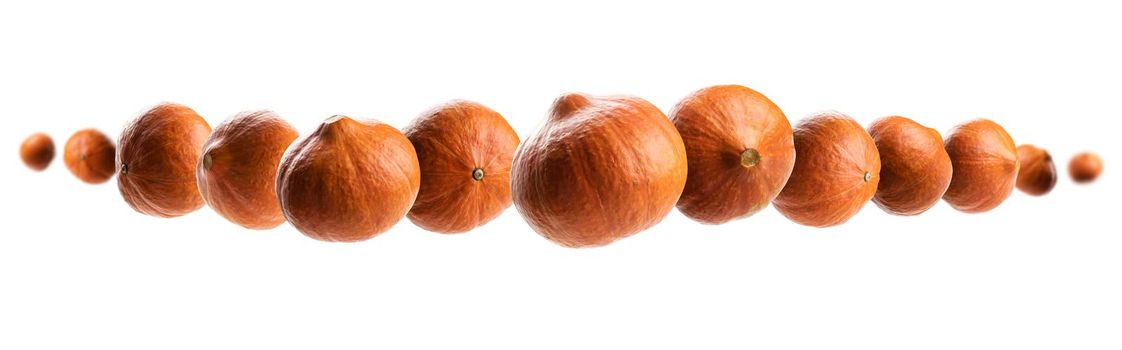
[
  {"x1": 669, "y1": 85, "x2": 795, "y2": 224},
  {"x1": 1015, "y1": 144, "x2": 1056, "y2": 196},
  {"x1": 404, "y1": 100, "x2": 520, "y2": 233},
  {"x1": 868, "y1": 116, "x2": 952, "y2": 215},
  {"x1": 511, "y1": 93, "x2": 687, "y2": 248},
  {"x1": 276, "y1": 116, "x2": 420, "y2": 242},
  {"x1": 1068, "y1": 152, "x2": 1103, "y2": 183},
  {"x1": 19, "y1": 132, "x2": 55, "y2": 171},
  {"x1": 773, "y1": 112, "x2": 881, "y2": 227},
  {"x1": 198, "y1": 110, "x2": 298, "y2": 230},
  {"x1": 117, "y1": 103, "x2": 212, "y2": 217},
  {"x1": 63, "y1": 129, "x2": 117, "y2": 184},
  {"x1": 943, "y1": 119, "x2": 1018, "y2": 213}
]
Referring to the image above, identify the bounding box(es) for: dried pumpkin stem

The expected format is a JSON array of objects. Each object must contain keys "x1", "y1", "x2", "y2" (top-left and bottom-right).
[
  {"x1": 203, "y1": 153, "x2": 213, "y2": 170},
  {"x1": 472, "y1": 167, "x2": 485, "y2": 181},
  {"x1": 740, "y1": 148, "x2": 760, "y2": 168},
  {"x1": 863, "y1": 171, "x2": 872, "y2": 182}
]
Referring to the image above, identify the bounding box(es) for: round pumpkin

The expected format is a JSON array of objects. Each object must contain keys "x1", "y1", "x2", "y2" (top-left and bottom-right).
[
  {"x1": 943, "y1": 119, "x2": 1018, "y2": 213},
  {"x1": 1015, "y1": 144, "x2": 1056, "y2": 196},
  {"x1": 404, "y1": 100, "x2": 520, "y2": 233},
  {"x1": 1069, "y1": 152, "x2": 1103, "y2": 183},
  {"x1": 19, "y1": 132, "x2": 55, "y2": 171},
  {"x1": 117, "y1": 103, "x2": 212, "y2": 217},
  {"x1": 773, "y1": 112, "x2": 880, "y2": 227},
  {"x1": 669, "y1": 85, "x2": 795, "y2": 224},
  {"x1": 197, "y1": 110, "x2": 298, "y2": 230},
  {"x1": 867, "y1": 116, "x2": 952, "y2": 215},
  {"x1": 511, "y1": 93, "x2": 687, "y2": 248},
  {"x1": 63, "y1": 128, "x2": 116, "y2": 184},
  {"x1": 276, "y1": 115, "x2": 420, "y2": 242}
]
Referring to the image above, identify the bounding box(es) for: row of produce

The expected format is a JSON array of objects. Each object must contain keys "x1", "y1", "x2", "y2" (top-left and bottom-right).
[{"x1": 18, "y1": 85, "x2": 1104, "y2": 247}]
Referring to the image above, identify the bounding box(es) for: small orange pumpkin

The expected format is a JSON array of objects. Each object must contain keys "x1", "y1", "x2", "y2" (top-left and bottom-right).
[
  {"x1": 63, "y1": 129, "x2": 117, "y2": 184},
  {"x1": 1015, "y1": 144, "x2": 1056, "y2": 196},
  {"x1": 943, "y1": 119, "x2": 1018, "y2": 213},
  {"x1": 404, "y1": 100, "x2": 520, "y2": 233},
  {"x1": 868, "y1": 116, "x2": 952, "y2": 215},
  {"x1": 19, "y1": 132, "x2": 55, "y2": 171},
  {"x1": 117, "y1": 103, "x2": 212, "y2": 217}
]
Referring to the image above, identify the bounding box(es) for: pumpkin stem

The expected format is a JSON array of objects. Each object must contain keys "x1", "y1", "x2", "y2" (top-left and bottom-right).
[
  {"x1": 203, "y1": 153, "x2": 213, "y2": 170},
  {"x1": 740, "y1": 148, "x2": 760, "y2": 168},
  {"x1": 472, "y1": 167, "x2": 485, "y2": 181},
  {"x1": 863, "y1": 171, "x2": 872, "y2": 182},
  {"x1": 120, "y1": 163, "x2": 129, "y2": 175}
]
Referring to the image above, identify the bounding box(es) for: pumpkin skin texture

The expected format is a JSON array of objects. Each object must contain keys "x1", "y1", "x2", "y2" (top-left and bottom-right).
[
  {"x1": 63, "y1": 129, "x2": 117, "y2": 184},
  {"x1": 942, "y1": 119, "x2": 1019, "y2": 213},
  {"x1": 197, "y1": 110, "x2": 299, "y2": 230},
  {"x1": 867, "y1": 116, "x2": 952, "y2": 216},
  {"x1": 276, "y1": 116, "x2": 420, "y2": 242},
  {"x1": 20, "y1": 132, "x2": 55, "y2": 171},
  {"x1": 669, "y1": 85, "x2": 795, "y2": 224},
  {"x1": 511, "y1": 93, "x2": 688, "y2": 248},
  {"x1": 117, "y1": 103, "x2": 212, "y2": 218},
  {"x1": 1015, "y1": 144, "x2": 1056, "y2": 196},
  {"x1": 773, "y1": 112, "x2": 880, "y2": 227},
  {"x1": 404, "y1": 100, "x2": 521, "y2": 234},
  {"x1": 1068, "y1": 152, "x2": 1103, "y2": 183}
]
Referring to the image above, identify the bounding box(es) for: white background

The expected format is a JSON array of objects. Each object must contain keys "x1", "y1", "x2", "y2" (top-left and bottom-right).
[{"x1": 2, "y1": 1, "x2": 1119, "y2": 349}]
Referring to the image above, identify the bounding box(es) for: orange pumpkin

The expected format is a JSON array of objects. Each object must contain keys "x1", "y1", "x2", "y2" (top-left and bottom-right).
[
  {"x1": 117, "y1": 103, "x2": 212, "y2": 217},
  {"x1": 511, "y1": 93, "x2": 687, "y2": 248},
  {"x1": 198, "y1": 110, "x2": 298, "y2": 229},
  {"x1": 276, "y1": 116, "x2": 420, "y2": 242},
  {"x1": 943, "y1": 119, "x2": 1018, "y2": 213},
  {"x1": 404, "y1": 100, "x2": 520, "y2": 233},
  {"x1": 63, "y1": 129, "x2": 116, "y2": 184},
  {"x1": 19, "y1": 132, "x2": 55, "y2": 171},
  {"x1": 868, "y1": 116, "x2": 952, "y2": 215},
  {"x1": 774, "y1": 112, "x2": 880, "y2": 227},
  {"x1": 1015, "y1": 144, "x2": 1056, "y2": 196},
  {"x1": 1068, "y1": 152, "x2": 1103, "y2": 183},
  {"x1": 669, "y1": 85, "x2": 795, "y2": 224}
]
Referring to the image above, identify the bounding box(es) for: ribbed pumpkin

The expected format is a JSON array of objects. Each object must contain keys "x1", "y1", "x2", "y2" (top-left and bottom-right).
[
  {"x1": 63, "y1": 129, "x2": 116, "y2": 184},
  {"x1": 404, "y1": 100, "x2": 520, "y2": 233},
  {"x1": 117, "y1": 103, "x2": 212, "y2": 217},
  {"x1": 868, "y1": 116, "x2": 952, "y2": 215},
  {"x1": 20, "y1": 132, "x2": 55, "y2": 171},
  {"x1": 1015, "y1": 144, "x2": 1056, "y2": 196},
  {"x1": 197, "y1": 110, "x2": 298, "y2": 229},
  {"x1": 669, "y1": 85, "x2": 795, "y2": 224},
  {"x1": 511, "y1": 93, "x2": 687, "y2": 248},
  {"x1": 275, "y1": 115, "x2": 420, "y2": 242},
  {"x1": 943, "y1": 119, "x2": 1018, "y2": 213},
  {"x1": 774, "y1": 112, "x2": 880, "y2": 227}
]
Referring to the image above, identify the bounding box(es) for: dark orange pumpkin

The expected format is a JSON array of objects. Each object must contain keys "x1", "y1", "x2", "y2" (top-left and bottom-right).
[
  {"x1": 511, "y1": 93, "x2": 687, "y2": 248},
  {"x1": 63, "y1": 129, "x2": 116, "y2": 184},
  {"x1": 669, "y1": 85, "x2": 795, "y2": 224},
  {"x1": 117, "y1": 103, "x2": 212, "y2": 217},
  {"x1": 943, "y1": 119, "x2": 1018, "y2": 213},
  {"x1": 1069, "y1": 152, "x2": 1103, "y2": 183},
  {"x1": 868, "y1": 116, "x2": 952, "y2": 215},
  {"x1": 19, "y1": 132, "x2": 55, "y2": 171},
  {"x1": 276, "y1": 115, "x2": 420, "y2": 242},
  {"x1": 198, "y1": 110, "x2": 298, "y2": 230},
  {"x1": 773, "y1": 112, "x2": 880, "y2": 227},
  {"x1": 1015, "y1": 144, "x2": 1056, "y2": 196},
  {"x1": 404, "y1": 100, "x2": 520, "y2": 233}
]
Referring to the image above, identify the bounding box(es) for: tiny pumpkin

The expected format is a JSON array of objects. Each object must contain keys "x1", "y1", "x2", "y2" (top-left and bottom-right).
[
  {"x1": 404, "y1": 100, "x2": 520, "y2": 233},
  {"x1": 942, "y1": 119, "x2": 1018, "y2": 213},
  {"x1": 19, "y1": 132, "x2": 55, "y2": 171},
  {"x1": 276, "y1": 115, "x2": 420, "y2": 242},
  {"x1": 1068, "y1": 152, "x2": 1103, "y2": 183},
  {"x1": 63, "y1": 128, "x2": 117, "y2": 184},
  {"x1": 867, "y1": 116, "x2": 952, "y2": 215},
  {"x1": 669, "y1": 84, "x2": 795, "y2": 224},
  {"x1": 511, "y1": 93, "x2": 687, "y2": 248},
  {"x1": 1015, "y1": 144, "x2": 1056, "y2": 196},
  {"x1": 197, "y1": 110, "x2": 299, "y2": 230},
  {"x1": 117, "y1": 103, "x2": 212, "y2": 217},
  {"x1": 773, "y1": 111, "x2": 880, "y2": 227}
]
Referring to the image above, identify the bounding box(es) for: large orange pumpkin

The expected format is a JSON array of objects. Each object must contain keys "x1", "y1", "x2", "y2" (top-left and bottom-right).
[
  {"x1": 669, "y1": 85, "x2": 795, "y2": 224},
  {"x1": 117, "y1": 103, "x2": 212, "y2": 217},
  {"x1": 943, "y1": 119, "x2": 1018, "y2": 213},
  {"x1": 867, "y1": 116, "x2": 952, "y2": 215},
  {"x1": 404, "y1": 100, "x2": 520, "y2": 233},
  {"x1": 511, "y1": 93, "x2": 687, "y2": 248},
  {"x1": 773, "y1": 112, "x2": 880, "y2": 227},
  {"x1": 275, "y1": 115, "x2": 420, "y2": 242},
  {"x1": 197, "y1": 110, "x2": 298, "y2": 229},
  {"x1": 63, "y1": 128, "x2": 117, "y2": 184}
]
